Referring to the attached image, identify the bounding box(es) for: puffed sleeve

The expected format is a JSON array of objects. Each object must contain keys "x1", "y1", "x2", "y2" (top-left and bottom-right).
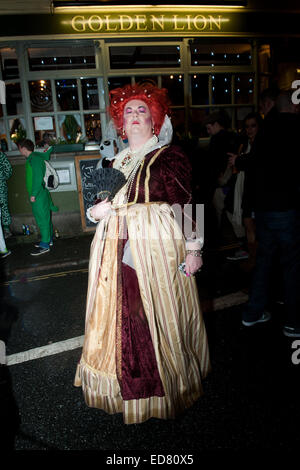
[{"x1": 159, "y1": 146, "x2": 203, "y2": 249}]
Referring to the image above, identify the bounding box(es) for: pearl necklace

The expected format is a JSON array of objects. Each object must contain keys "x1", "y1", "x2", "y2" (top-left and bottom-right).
[{"x1": 113, "y1": 136, "x2": 158, "y2": 205}]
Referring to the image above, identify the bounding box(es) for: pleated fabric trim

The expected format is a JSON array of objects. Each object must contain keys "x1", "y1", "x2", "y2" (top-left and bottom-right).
[{"x1": 74, "y1": 357, "x2": 204, "y2": 424}]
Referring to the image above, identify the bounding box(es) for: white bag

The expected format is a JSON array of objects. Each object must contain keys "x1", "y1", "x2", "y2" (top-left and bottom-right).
[{"x1": 44, "y1": 160, "x2": 59, "y2": 190}]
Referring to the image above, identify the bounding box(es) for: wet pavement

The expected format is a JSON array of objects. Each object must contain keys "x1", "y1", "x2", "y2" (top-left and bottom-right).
[{"x1": 1, "y1": 230, "x2": 299, "y2": 454}]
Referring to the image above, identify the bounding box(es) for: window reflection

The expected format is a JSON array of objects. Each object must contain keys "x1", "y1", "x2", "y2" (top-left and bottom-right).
[
  {"x1": 212, "y1": 74, "x2": 232, "y2": 105},
  {"x1": 0, "y1": 118, "x2": 8, "y2": 151},
  {"x1": 81, "y1": 78, "x2": 99, "y2": 110},
  {"x1": 84, "y1": 113, "x2": 101, "y2": 142},
  {"x1": 56, "y1": 79, "x2": 79, "y2": 111},
  {"x1": 28, "y1": 45, "x2": 96, "y2": 71},
  {"x1": 0, "y1": 47, "x2": 19, "y2": 80},
  {"x1": 6, "y1": 83, "x2": 23, "y2": 115},
  {"x1": 191, "y1": 74, "x2": 209, "y2": 105},
  {"x1": 109, "y1": 45, "x2": 180, "y2": 69},
  {"x1": 29, "y1": 80, "x2": 53, "y2": 113},
  {"x1": 33, "y1": 118, "x2": 57, "y2": 149},
  {"x1": 58, "y1": 114, "x2": 82, "y2": 142},
  {"x1": 234, "y1": 74, "x2": 254, "y2": 104},
  {"x1": 9, "y1": 117, "x2": 26, "y2": 149},
  {"x1": 191, "y1": 43, "x2": 252, "y2": 66},
  {"x1": 161, "y1": 74, "x2": 184, "y2": 106},
  {"x1": 108, "y1": 77, "x2": 131, "y2": 91},
  {"x1": 135, "y1": 76, "x2": 158, "y2": 86}
]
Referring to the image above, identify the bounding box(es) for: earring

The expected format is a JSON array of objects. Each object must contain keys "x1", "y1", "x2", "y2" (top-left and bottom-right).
[
  {"x1": 152, "y1": 126, "x2": 155, "y2": 135},
  {"x1": 122, "y1": 129, "x2": 126, "y2": 137}
]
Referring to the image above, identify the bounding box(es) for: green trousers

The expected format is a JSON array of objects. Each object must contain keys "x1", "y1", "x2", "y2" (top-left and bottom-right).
[{"x1": 31, "y1": 189, "x2": 55, "y2": 244}]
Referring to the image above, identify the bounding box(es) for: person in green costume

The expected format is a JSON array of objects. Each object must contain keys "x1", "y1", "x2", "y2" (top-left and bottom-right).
[{"x1": 19, "y1": 139, "x2": 58, "y2": 256}]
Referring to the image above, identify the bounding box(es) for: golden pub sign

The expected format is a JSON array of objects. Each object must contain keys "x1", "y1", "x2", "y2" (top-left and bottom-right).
[{"x1": 70, "y1": 13, "x2": 226, "y2": 33}]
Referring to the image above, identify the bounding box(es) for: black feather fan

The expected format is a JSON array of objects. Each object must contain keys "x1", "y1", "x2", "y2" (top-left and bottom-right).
[{"x1": 92, "y1": 167, "x2": 126, "y2": 201}]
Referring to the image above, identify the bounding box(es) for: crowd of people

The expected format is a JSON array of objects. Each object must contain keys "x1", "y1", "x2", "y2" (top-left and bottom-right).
[{"x1": 1, "y1": 82, "x2": 299, "y2": 424}]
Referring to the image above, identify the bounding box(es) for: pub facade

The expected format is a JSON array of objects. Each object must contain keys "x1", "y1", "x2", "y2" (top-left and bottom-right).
[{"x1": 0, "y1": 1, "x2": 299, "y2": 233}]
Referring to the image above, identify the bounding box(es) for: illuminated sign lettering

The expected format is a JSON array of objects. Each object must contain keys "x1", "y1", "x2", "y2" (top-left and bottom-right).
[{"x1": 70, "y1": 13, "x2": 225, "y2": 33}]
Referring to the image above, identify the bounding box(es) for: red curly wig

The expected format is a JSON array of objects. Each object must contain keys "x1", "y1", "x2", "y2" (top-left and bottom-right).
[{"x1": 109, "y1": 82, "x2": 171, "y2": 136}]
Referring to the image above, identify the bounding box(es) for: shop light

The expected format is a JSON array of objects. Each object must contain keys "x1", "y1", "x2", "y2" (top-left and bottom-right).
[{"x1": 52, "y1": 1, "x2": 247, "y2": 8}]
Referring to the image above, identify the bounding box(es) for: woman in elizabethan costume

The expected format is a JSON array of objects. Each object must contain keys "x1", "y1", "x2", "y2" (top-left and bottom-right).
[{"x1": 74, "y1": 83, "x2": 210, "y2": 424}]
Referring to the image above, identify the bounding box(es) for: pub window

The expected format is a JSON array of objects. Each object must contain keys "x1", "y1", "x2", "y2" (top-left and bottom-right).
[
  {"x1": 234, "y1": 73, "x2": 255, "y2": 104},
  {"x1": 0, "y1": 47, "x2": 19, "y2": 80},
  {"x1": 27, "y1": 45, "x2": 96, "y2": 71},
  {"x1": 161, "y1": 74, "x2": 184, "y2": 106},
  {"x1": 191, "y1": 74, "x2": 209, "y2": 105},
  {"x1": 108, "y1": 76, "x2": 131, "y2": 91},
  {"x1": 29, "y1": 80, "x2": 53, "y2": 113},
  {"x1": 0, "y1": 118, "x2": 9, "y2": 151},
  {"x1": 32, "y1": 116, "x2": 57, "y2": 148},
  {"x1": 191, "y1": 43, "x2": 252, "y2": 67},
  {"x1": 9, "y1": 117, "x2": 26, "y2": 150},
  {"x1": 81, "y1": 78, "x2": 99, "y2": 110},
  {"x1": 84, "y1": 113, "x2": 101, "y2": 142},
  {"x1": 134, "y1": 76, "x2": 158, "y2": 86},
  {"x1": 109, "y1": 45, "x2": 181, "y2": 69},
  {"x1": 58, "y1": 114, "x2": 82, "y2": 142},
  {"x1": 6, "y1": 82, "x2": 23, "y2": 115},
  {"x1": 56, "y1": 79, "x2": 79, "y2": 111},
  {"x1": 212, "y1": 73, "x2": 232, "y2": 105}
]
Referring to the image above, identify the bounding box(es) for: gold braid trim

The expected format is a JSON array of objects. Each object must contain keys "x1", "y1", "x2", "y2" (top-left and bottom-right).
[{"x1": 145, "y1": 146, "x2": 168, "y2": 203}]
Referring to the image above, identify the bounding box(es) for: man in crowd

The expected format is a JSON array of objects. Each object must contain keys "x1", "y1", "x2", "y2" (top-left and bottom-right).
[
  {"x1": 204, "y1": 110, "x2": 240, "y2": 236},
  {"x1": 19, "y1": 139, "x2": 58, "y2": 256},
  {"x1": 242, "y1": 90, "x2": 300, "y2": 338}
]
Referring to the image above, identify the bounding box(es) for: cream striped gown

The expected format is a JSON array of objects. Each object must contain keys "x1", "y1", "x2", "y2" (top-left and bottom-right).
[{"x1": 74, "y1": 146, "x2": 211, "y2": 424}]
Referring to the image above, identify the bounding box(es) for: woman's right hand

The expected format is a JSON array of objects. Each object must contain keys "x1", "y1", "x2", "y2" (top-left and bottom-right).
[{"x1": 90, "y1": 197, "x2": 112, "y2": 221}]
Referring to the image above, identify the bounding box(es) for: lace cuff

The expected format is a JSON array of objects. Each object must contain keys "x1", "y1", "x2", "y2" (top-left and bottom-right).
[
  {"x1": 185, "y1": 235, "x2": 204, "y2": 251},
  {"x1": 86, "y1": 206, "x2": 98, "y2": 224}
]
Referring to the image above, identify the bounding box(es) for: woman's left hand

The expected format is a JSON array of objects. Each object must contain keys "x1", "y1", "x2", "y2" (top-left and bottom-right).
[{"x1": 185, "y1": 253, "x2": 203, "y2": 277}]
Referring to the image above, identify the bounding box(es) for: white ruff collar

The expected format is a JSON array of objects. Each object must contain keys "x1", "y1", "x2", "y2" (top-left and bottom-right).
[{"x1": 113, "y1": 115, "x2": 173, "y2": 176}]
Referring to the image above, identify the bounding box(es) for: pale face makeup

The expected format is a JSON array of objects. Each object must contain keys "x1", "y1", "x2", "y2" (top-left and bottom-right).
[{"x1": 123, "y1": 99, "x2": 153, "y2": 146}]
